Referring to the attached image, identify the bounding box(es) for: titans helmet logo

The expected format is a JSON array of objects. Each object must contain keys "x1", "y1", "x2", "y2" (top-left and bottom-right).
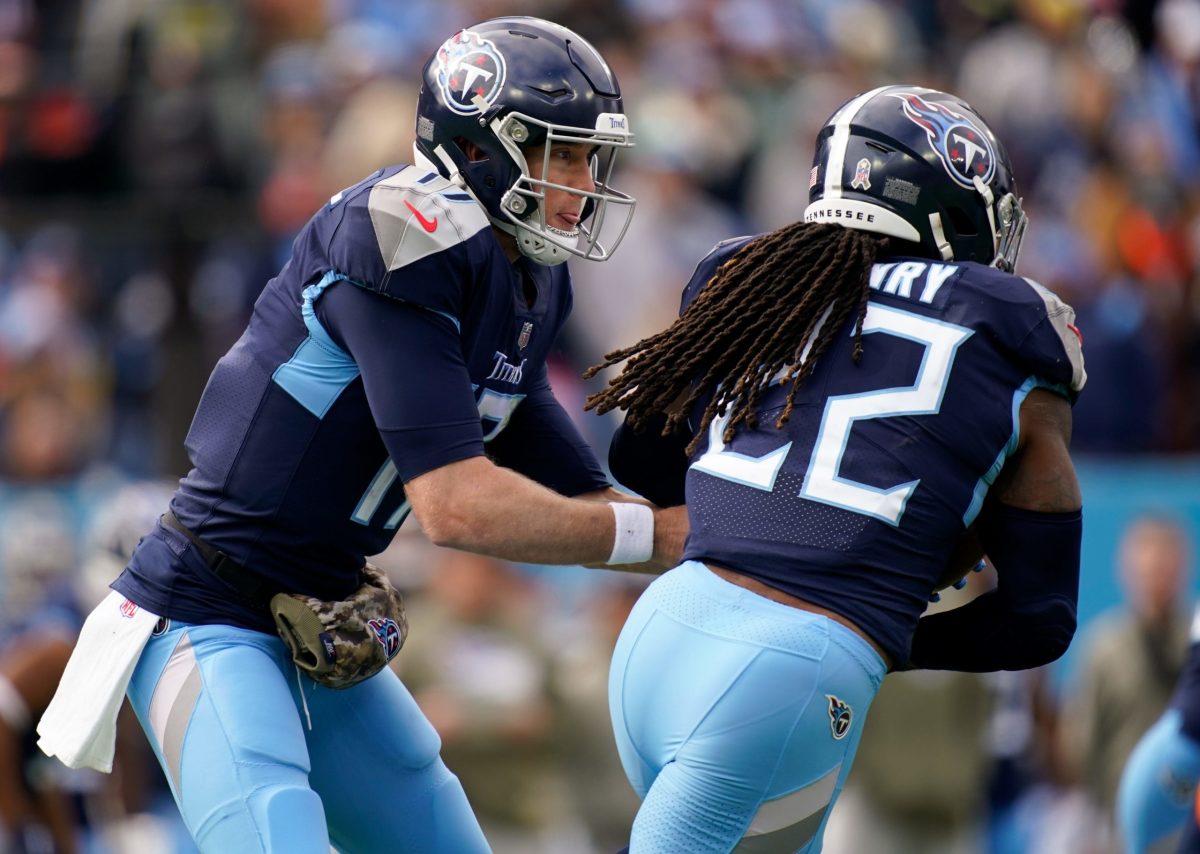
[
  {"x1": 368, "y1": 617, "x2": 403, "y2": 660},
  {"x1": 435, "y1": 29, "x2": 507, "y2": 116},
  {"x1": 827, "y1": 694, "x2": 852, "y2": 740},
  {"x1": 892, "y1": 92, "x2": 995, "y2": 189}
]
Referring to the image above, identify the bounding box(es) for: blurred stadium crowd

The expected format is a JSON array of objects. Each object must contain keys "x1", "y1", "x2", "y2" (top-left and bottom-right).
[{"x1": 0, "y1": 0, "x2": 1199, "y2": 851}]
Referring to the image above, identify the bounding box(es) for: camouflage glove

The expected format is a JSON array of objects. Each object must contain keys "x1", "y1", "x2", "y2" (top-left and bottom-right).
[{"x1": 270, "y1": 563, "x2": 407, "y2": 689}]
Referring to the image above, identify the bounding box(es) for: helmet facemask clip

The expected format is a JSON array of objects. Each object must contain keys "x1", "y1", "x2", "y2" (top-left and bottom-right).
[
  {"x1": 973, "y1": 174, "x2": 1027, "y2": 273},
  {"x1": 992, "y1": 191, "x2": 1027, "y2": 273}
]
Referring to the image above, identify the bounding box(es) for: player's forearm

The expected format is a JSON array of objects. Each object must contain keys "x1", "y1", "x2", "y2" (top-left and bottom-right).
[
  {"x1": 574, "y1": 486, "x2": 652, "y2": 506},
  {"x1": 905, "y1": 503, "x2": 1081, "y2": 672},
  {"x1": 406, "y1": 456, "x2": 681, "y2": 566},
  {"x1": 426, "y1": 462, "x2": 612, "y2": 562},
  {"x1": 905, "y1": 589, "x2": 1076, "y2": 671}
]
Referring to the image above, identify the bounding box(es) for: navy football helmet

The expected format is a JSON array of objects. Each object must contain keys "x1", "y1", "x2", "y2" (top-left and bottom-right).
[
  {"x1": 804, "y1": 86, "x2": 1027, "y2": 272},
  {"x1": 414, "y1": 17, "x2": 634, "y2": 266}
]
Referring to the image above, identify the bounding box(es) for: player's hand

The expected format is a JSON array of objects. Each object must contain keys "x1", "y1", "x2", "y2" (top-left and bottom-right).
[
  {"x1": 929, "y1": 559, "x2": 987, "y2": 602},
  {"x1": 954, "y1": 560, "x2": 987, "y2": 588}
]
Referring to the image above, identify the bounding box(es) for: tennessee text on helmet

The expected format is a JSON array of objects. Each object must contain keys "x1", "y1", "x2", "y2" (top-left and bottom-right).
[
  {"x1": 414, "y1": 17, "x2": 635, "y2": 266},
  {"x1": 803, "y1": 86, "x2": 1027, "y2": 273}
]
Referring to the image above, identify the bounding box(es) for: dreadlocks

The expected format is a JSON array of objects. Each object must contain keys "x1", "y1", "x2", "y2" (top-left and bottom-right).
[{"x1": 584, "y1": 222, "x2": 887, "y2": 455}]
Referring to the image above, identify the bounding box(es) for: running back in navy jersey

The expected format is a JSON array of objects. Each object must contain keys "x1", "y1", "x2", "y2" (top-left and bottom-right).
[
  {"x1": 675, "y1": 238, "x2": 1085, "y2": 664},
  {"x1": 114, "y1": 165, "x2": 608, "y2": 631}
]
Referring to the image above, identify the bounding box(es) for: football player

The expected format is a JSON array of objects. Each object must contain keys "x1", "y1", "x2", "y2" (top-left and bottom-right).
[
  {"x1": 40, "y1": 17, "x2": 684, "y2": 853},
  {"x1": 1117, "y1": 604, "x2": 1200, "y2": 853},
  {"x1": 587, "y1": 86, "x2": 1086, "y2": 853}
]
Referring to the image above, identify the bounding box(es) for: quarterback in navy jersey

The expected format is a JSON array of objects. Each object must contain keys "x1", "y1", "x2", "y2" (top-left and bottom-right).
[
  {"x1": 37, "y1": 18, "x2": 685, "y2": 854},
  {"x1": 588, "y1": 87, "x2": 1085, "y2": 853}
]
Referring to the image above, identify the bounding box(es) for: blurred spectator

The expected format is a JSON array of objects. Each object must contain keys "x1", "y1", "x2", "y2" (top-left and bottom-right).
[
  {"x1": 395, "y1": 551, "x2": 578, "y2": 854},
  {"x1": 0, "y1": 0, "x2": 1196, "y2": 473},
  {"x1": 78, "y1": 480, "x2": 177, "y2": 610},
  {"x1": 983, "y1": 666, "x2": 1071, "y2": 854},
  {"x1": 0, "y1": 631, "x2": 78, "y2": 852},
  {"x1": 567, "y1": 153, "x2": 744, "y2": 395},
  {"x1": 1061, "y1": 514, "x2": 1196, "y2": 852},
  {"x1": 0, "y1": 479, "x2": 189, "y2": 854},
  {"x1": 0, "y1": 491, "x2": 81, "y2": 637},
  {"x1": 0, "y1": 225, "x2": 107, "y2": 481},
  {"x1": 823, "y1": 581, "x2": 996, "y2": 854},
  {"x1": 552, "y1": 576, "x2": 648, "y2": 852}
]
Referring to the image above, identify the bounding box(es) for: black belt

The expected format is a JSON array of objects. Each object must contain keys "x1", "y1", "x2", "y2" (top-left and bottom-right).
[{"x1": 161, "y1": 510, "x2": 275, "y2": 609}]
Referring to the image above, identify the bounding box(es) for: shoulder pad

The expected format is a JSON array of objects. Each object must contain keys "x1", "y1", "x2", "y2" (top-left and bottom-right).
[
  {"x1": 368, "y1": 169, "x2": 491, "y2": 272},
  {"x1": 951, "y1": 265, "x2": 1087, "y2": 398},
  {"x1": 681, "y1": 234, "x2": 759, "y2": 313},
  {"x1": 712, "y1": 234, "x2": 757, "y2": 254},
  {"x1": 1021, "y1": 276, "x2": 1087, "y2": 394}
]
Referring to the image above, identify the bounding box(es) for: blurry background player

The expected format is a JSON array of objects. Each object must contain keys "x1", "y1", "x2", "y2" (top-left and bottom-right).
[
  {"x1": 1113, "y1": 519, "x2": 1199, "y2": 853},
  {"x1": 586, "y1": 86, "x2": 1086, "y2": 853},
  {"x1": 0, "y1": 496, "x2": 84, "y2": 854},
  {"x1": 1061, "y1": 512, "x2": 1194, "y2": 852},
  {"x1": 38, "y1": 16, "x2": 686, "y2": 854},
  {"x1": 0, "y1": 481, "x2": 191, "y2": 854},
  {"x1": 0, "y1": 639, "x2": 76, "y2": 854},
  {"x1": 1117, "y1": 605, "x2": 1200, "y2": 854},
  {"x1": 395, "y1": 549, "x2": 573, "y2": 854}
]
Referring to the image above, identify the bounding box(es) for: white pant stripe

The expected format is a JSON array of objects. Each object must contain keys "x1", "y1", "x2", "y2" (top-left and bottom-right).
[
  {"x1": 148, "y1": 634, "x2": 202, "y2": 792},
  {"x1": 745, "y1": 762, "x2": 840, "y2": 836}
]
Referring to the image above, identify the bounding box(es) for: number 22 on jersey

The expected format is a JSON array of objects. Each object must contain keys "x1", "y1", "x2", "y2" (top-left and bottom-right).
[{"x1": 691, "y1": 304, "x2": 972, "y2": 526}]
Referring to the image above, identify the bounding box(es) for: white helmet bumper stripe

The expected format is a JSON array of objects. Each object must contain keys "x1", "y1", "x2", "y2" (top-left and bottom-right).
[{"x1": 823, "y1": 86, "x2": 895, "y2": 201}]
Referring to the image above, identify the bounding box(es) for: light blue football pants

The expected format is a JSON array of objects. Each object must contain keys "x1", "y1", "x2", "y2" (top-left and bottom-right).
[
  {"x1": 1116, "y1": 709, "x2": 1200, "y2": 854},
  {"x1": 610, "y1": 561, "x2": 887, "y2": 854},
  {"x1": 126, "y1": 620, "x2": 490, "y2": 854}
]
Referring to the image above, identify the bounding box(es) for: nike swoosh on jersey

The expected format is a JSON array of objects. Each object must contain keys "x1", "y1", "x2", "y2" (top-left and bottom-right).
[{"x1": 403, "y1": 200, "x2": 439, "y2": 233}]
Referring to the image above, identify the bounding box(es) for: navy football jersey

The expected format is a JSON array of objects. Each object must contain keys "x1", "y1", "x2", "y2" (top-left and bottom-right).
[
  {"x1": 114, "y1": 165, "x2": 608, "y2": 631},
  {"x1": 626, "y1": 237, "x2": 1086, "y2": 665}
]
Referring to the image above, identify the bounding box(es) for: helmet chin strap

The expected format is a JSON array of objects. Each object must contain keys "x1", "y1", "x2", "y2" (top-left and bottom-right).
[
  {"x1": 972, "y1": 175, "x2": 1000, "y2": 261},
  {"x1": 513, "y1": 222, "x2": 572, "y2": 266},
  {"x1": 928, "y1": 212, "x2": 954, "y2": 261},
  {"x1": 413, "y1": 144, "x2": 478, "y2": 201}
]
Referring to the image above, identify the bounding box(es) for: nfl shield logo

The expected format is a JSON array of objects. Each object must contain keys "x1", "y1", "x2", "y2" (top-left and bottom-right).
[
  {"x1": 517, "y1": 322, "x2": 533, "y2": 351},
  {"x1": 119, "y1": 599, "x2": 139, "y2": 618}
]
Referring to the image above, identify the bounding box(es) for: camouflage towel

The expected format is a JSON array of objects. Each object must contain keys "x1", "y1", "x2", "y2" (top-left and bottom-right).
[{"x1": 270, "y1": 563, "x2": 408, "y2": 689}]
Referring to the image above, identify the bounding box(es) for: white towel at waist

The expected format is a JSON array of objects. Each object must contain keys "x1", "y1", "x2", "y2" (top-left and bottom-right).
[{"x1": 37, "y1": 590, "x2": 160, "y2": 772}]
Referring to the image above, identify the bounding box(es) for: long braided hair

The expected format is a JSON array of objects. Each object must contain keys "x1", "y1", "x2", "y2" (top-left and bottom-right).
[{"x1": 584, "y1": 222, "x2": 888, "y2": 454}]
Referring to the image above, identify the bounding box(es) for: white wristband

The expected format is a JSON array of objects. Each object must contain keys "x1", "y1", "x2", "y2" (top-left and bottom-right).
[{"x1": 607, "y1": 502, "x2": 655, "y2": 565}]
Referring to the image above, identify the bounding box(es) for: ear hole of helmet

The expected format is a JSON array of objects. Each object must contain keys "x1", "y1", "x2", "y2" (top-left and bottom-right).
[
  {"x1": 455, "y1": 138, "x2": 488, "y2": 162},
  {"x1": 946, "y1": 206, "x2": 978, "y2": 237}
]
